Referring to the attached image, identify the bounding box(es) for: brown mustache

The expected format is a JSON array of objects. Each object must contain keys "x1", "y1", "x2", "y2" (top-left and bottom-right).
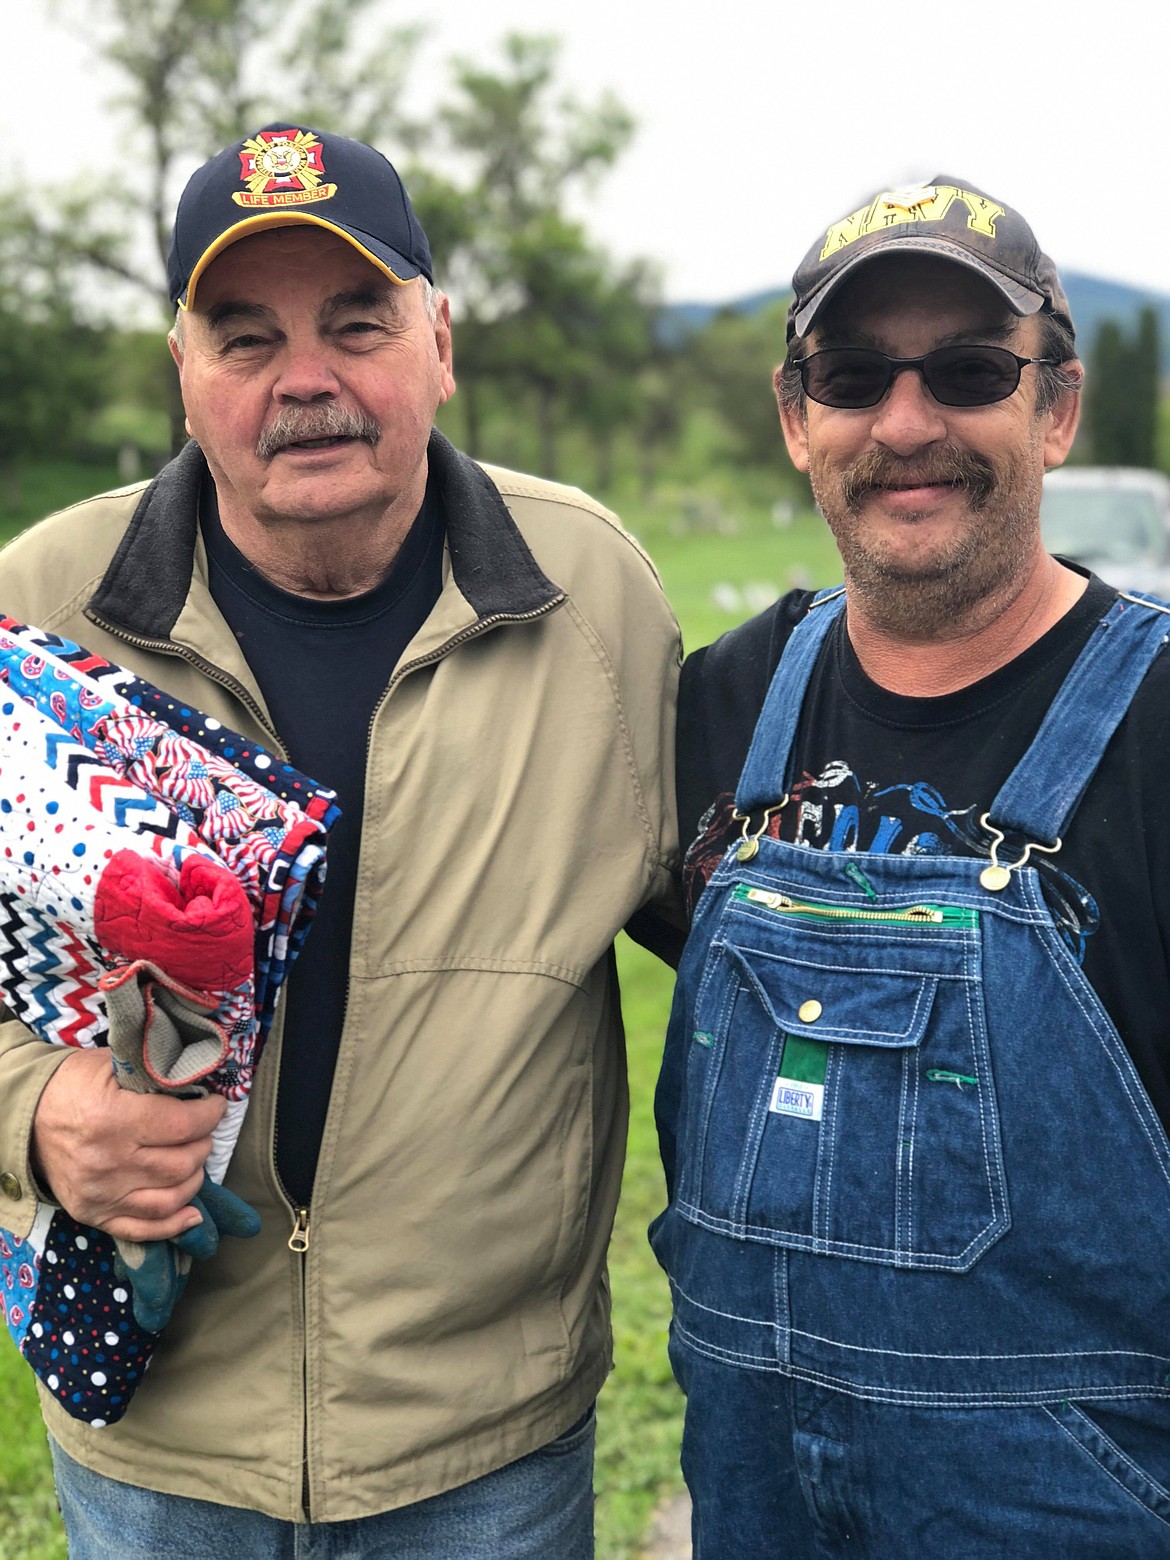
[
  {"x1": 256, "y1": 405, "x2": 382, "y2": 460},
  {"x1": 840, "y1": 446, "x2": 996, "y2": 512}
]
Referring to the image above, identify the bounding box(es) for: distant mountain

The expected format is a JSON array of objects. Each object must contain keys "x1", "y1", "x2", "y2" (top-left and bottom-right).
[
  {"x1": 659, "y1": 272, "x2": 1170, "y2": 369},
  {"x1": 657, "y1": 289, "x2": 788, "y2": 346}
]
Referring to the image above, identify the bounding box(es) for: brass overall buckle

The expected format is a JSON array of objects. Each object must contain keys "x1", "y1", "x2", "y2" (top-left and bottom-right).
[
  {"x1": 978, "y1": 812, "x2": 1062, "y2": 892},
  {"x1": 732, "y1": 799, "x2": 788, "y2": 862}
]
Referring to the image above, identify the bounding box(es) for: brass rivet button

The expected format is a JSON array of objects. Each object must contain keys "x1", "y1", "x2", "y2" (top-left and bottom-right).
[
  {"x1": 980, "y1": 864, "x2": 1012, "y2": 892},
  {"x1": 798, "y1": 1000, "x2": 823, "y2": 1024},
  {"x1": 0, "y1": 1171, "x2": 23, "y2": 1201}
]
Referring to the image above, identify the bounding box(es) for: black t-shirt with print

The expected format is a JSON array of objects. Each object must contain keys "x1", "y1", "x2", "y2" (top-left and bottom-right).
[{"x1": 677, "y1": 572, "x2": 1170, "y2": 1134}]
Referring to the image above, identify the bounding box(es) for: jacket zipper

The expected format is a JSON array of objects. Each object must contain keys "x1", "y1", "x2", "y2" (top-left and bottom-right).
[
  {"x1": 90, "y1": 595, "x2": 565, "y2": 1519},
  {"x1": 288, "y1": 1206, "x2": 311, "y2": 1253},
  {"x1": 377, "y1": 596, "x2": 567, "y2": 710},
  {"x1": 734, "y1": 884, "x2": 978, "y2": 927},
  {"x1": 288, "y1": 1207, "x2": 312, "y2": 1515},
  {"x1": 84, "y1": 615, "x2": 282, "y2": 746},
  {"x1": 88, "y1": 598, "x2": 567, "y2": 783}
]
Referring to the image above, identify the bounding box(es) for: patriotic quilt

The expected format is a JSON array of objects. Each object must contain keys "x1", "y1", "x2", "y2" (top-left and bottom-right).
[{"x1": 0, "y1": 618, "x2": 337, "y2": 1423}]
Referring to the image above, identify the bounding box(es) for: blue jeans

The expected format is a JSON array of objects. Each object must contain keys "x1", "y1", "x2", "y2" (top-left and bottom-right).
[{"x1": 50, "y1": 1409, "x2": 595, "y2": 1558}]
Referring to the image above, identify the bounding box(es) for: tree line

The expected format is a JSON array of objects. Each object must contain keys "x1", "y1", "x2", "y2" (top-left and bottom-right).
[
  {"x1": 1086, "y1": 308, "x2": 1162, "y2": 469},
  {"x1": 0, "y1": 0, "x2": 1166, "y2": 501},
  {"x1": 0, "y1": 1, "x2": 787, "y2": 501}
]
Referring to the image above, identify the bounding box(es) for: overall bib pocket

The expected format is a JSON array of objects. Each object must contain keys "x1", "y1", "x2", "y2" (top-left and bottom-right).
[{"x1": 676, "y1": 884, "x2": 1010, "y2": 1271}]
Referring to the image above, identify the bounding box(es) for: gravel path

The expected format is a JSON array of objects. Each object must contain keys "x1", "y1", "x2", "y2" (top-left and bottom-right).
[{"x1": 640, "y1": 1491, "x2": 691, "y2": 1559}]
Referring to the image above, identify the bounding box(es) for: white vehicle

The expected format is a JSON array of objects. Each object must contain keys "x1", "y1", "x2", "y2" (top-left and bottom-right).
[{"x1": 1041, "y1": 467, "x2": 1170, "y2": 597}]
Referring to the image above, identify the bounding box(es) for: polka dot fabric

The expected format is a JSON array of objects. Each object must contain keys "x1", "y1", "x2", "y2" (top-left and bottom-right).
[
  {"x1": 0, "y1": 618, "x2": 339, "y2": 1054},
  {"x1": 17, "y1": 1213, "x2": 152, "y2": 1425},
  {"x1": 0, "y1": 662, "x2": 255, "y2": 1075}
]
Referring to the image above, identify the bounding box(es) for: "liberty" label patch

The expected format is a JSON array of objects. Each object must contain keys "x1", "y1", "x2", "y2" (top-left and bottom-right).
[{"x1": 770, "y1": 1077, "x2": 824, "y2": 1122}]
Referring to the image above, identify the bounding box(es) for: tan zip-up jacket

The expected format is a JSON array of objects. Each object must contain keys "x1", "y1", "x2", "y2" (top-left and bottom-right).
[{"x1": 0, "y1": 433, "x2": 680, "y2": 1520}]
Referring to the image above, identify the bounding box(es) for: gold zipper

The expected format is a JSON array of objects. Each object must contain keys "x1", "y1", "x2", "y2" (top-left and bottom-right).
[
  {"x1": 736, "y1": 886, "x2": 975, "y2": 927},
  {"x1": 288, "y1": 1206, "x2": 311, "y2": 1253}
]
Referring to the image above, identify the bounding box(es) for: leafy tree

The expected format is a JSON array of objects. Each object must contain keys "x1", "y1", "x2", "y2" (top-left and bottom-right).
[
  {"x1": 480, "y1": 213, "x2": 655, "y2": 479},
  {"x1": 678, "y1": 297, "x2": 793, "y2": 470},
  {"x1": 407, "y1": 34, "x2": 654, "y2": 475},
  {"x1": 38, "y1": 0, "x2": 422, "y2": 449},
  {"x1": 57, "y1": 0, "x2": 422, "y2": 307},
  {"x1": 1132, "y1": 307, "x2": 1161, "y2": 469},
  {"x1": 1087, "y1": 309, "x2": 1162, "y2": 468},
  {"x1": 0, "y1": 200, "x2": 107, "y2": 500},
  {"x1": 20, "y1": 12, "x2": 656, "y2": 480},
  {"x1": 630, "y1": 355, "x2": 686, "y2": 501},
  {"x1": 1087, "y1": 320, "x2": 1125, "y2": 465},
  {"x1": 573, "y1": 261, "x2": 660, "y2": 491}
]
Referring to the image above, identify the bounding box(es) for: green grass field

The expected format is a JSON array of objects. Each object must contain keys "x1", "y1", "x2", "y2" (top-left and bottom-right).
[{"x1": 0, "y1": 463, "x2": 839, "y2": 1558}]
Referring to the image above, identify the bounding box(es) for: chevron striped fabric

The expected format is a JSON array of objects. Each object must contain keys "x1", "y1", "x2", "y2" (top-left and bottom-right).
[{"x1": 0, "y1": 618, "x2": 338, "y2": 1424}]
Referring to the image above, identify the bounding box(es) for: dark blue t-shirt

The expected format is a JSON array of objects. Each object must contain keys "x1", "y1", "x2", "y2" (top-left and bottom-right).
[{"x1": 202, "y1": 481, "x2": 445, "y2": 1205}]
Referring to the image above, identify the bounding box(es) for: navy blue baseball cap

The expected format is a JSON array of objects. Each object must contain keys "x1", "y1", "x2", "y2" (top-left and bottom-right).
[{"x1": 167, "y1": 123, "x2": 433, "y2": 310}]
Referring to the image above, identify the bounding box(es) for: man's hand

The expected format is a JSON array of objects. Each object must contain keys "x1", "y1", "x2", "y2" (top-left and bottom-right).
[{"x1": 31, "y1": 1047, "x2": 226, "y2": 1243}]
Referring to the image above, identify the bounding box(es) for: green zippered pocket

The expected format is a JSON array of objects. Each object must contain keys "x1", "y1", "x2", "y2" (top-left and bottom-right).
[{"x1": 733, "y1": 883, "x2": 978, "y2": 928}]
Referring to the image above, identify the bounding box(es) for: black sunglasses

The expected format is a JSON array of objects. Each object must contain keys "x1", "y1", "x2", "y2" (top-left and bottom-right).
[{"x1": 793, "y1": 345, "x2": 1058, "y2": 409}]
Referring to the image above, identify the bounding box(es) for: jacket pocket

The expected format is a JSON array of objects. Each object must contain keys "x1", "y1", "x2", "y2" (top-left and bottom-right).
[{"x1": 675, "y1": 893, "x2": 1009, "y2": 1272}]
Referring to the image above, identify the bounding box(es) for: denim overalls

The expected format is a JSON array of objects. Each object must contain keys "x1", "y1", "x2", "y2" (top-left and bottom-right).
[{"x1": 653, "y1": 589, "x2": 1170, "y2": 1557}]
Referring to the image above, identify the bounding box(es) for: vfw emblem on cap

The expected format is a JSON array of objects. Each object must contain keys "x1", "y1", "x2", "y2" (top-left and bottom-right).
[{"x1": 234, "y1": 129, "x2": 338, "y2": 209}]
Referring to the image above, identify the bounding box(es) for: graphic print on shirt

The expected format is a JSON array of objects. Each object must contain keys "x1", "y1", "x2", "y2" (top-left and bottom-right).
[{"x1": 685, "y1": 761, "x2": 1100, "y2": 962}]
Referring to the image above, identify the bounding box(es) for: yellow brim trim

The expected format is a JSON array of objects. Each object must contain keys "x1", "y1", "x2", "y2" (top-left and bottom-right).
[{"x1": 179, "y1": 213, "x2": 414, "y2": 311}]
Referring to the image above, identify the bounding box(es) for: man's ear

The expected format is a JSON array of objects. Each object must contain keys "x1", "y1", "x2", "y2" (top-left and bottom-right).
[
  {"x1": 434, "y1": 292, "x2": 456, "y2": 405},
  {"x1": 1043, "y1": 360, "x2": 1083, "y2": 471},
  {"x1": 774, "y1": 366, "x2": 810, "y2": 473}
]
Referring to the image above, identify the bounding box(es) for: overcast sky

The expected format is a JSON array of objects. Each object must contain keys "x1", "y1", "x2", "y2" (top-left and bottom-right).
[{"x1": 7, "y1": 0, "x2": 1167, "y2": 306}]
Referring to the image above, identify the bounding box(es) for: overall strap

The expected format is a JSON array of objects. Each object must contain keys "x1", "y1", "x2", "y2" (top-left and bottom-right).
[
  {"x1": 990, "y1": 592, "x2": 1170, "y2": 845},
  {"x1": 736, "y1": 589, "x2": 845, "y2": 814}
]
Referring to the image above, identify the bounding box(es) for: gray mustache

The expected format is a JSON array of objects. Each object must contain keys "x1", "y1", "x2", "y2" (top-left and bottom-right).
[{"x1": 256, "y1": 405, "x2": 381, "y2": 460}]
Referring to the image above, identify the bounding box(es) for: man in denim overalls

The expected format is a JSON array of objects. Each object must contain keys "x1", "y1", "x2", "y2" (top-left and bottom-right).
[{"x1": 654, "y1": 177, "x2": 1170, "y2": 1555}]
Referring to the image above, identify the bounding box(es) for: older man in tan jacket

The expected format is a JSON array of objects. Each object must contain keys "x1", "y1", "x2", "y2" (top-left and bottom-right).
[{"x1": 0, "y1": 123, "x2": 679, "y2": 1558}]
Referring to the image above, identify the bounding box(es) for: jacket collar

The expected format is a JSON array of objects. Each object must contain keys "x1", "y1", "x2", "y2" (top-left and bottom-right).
[{"x1": 87, "y1": 429, "x2": 561, "y2": 641}]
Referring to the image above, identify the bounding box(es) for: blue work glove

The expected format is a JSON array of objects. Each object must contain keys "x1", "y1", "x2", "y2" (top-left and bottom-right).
[
  {"x1": 172, "y1": 1173, "x2": 262, "y2": 1257},
  {"x1": 113, "y1": 1173, "x2": 261, "y2": 1333},
  {"x1": 112, "y1": 1235, "x2": 191, "y2": 1334}
]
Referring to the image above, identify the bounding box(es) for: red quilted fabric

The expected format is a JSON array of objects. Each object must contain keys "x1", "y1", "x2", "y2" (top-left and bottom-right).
[{"x1": 93, "y1": 850, "x2": 254, "y2": 991}]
